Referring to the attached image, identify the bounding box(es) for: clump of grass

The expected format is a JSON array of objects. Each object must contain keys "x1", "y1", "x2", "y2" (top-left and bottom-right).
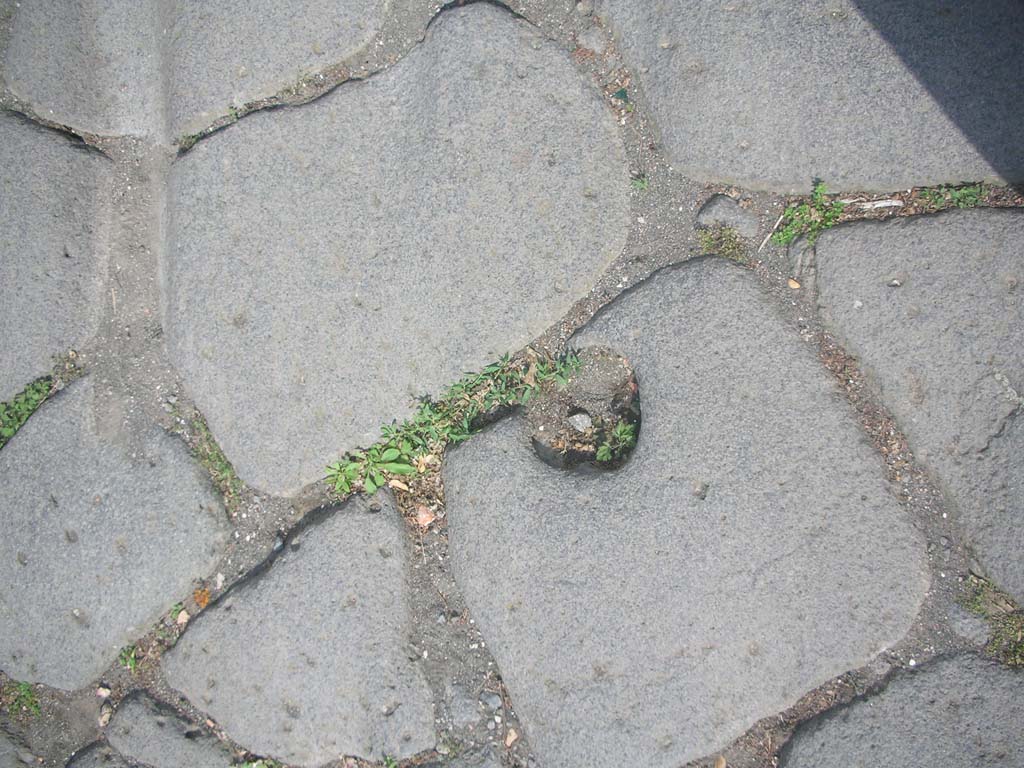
[
  {"x1": 240, "y1": 761, "x2": 281, "y2": 768},
  {"x1": 118, "y1": 644, "x2": 139, "y2": 672},
  {"x1": 631, "y1": 175, "x2": 649, "y2": 191},
  {"x1": 2, "y1": 680, "x2": 40, "y2": 717},
  {"x1": 327, "y1": 352, "x2": 582, "y2": 497},
  {"x1": 698, "y1": 224, "x2": 746, "y2": 262},
  {"x1": 190, "y1": 414, "x2": 243, "y2": 509},
  {"x1": 595, "y1": 420, "x2": 637, "y2": 463},
  {"x1": 920, "y1": 183, "x2": 986, "y2": 209},
  {"x1": 0, "y1": 376, "x2": 53, "y2": 449},
  {"x1": 772, "y1": 181, "x2": 845, "y2": 246},
  {"x1": 962, "y1": 574, "x2": 1024, "y2": 668}
]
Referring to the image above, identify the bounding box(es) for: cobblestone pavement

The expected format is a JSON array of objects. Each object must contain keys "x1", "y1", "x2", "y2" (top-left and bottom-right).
[{"x1": 1, "y1": 2, "x2": 1022, "y2": 767}]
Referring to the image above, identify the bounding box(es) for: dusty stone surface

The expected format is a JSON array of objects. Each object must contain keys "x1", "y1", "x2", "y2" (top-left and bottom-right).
[
  {"x1": 163, "y1": 493, "x2": 434, "y2": 764},
  {"x1": 106, "y1": 693, "x2": 232, "y2": 768},
  {"x1": 0, "y1": 111, "x2": 108, "y2": 400},
  {"x1": 0, "y1": 732, "x2": 24, "y2": 768},
  {"x1": 696, "y1": 194, "x2": 759, "y2": 239},
  {"x1": 599, "y1": 0, "x2": 1024, "y2": 191},
  {"x1": 0, "y1": 378, "x2": 228, "y2": 691},
  {"x1": 65, "y1": 743, "x2": 130, "y2": 768},
  {"x1": 815, "y1": 210, "x2": 1024, "y2": 602},
  {"x1": 164, "y1": 4, "x2": 629, "y2": 495},
  {"x1": 3, "y1": 0, "x2": 388, "y2": 138},
  {"x1": 445, "y1": 260, "x2": 929, "y2": 767},
  {"x1": 781, "y1": 655, "x2": 1024, "y2": 768}
]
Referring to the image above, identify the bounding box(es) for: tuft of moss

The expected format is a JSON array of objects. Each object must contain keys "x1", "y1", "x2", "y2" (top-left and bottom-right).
[
  {"x1": 962, "y1": 574, "x2": 1024, "y2": 667},
  {"x1": 698, "y1": 224, "x2": 747, "y2": 262}
]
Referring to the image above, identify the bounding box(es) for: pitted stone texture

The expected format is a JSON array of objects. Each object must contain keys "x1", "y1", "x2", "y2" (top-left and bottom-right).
[
  {"x1": 3, "y1": 1, "x2": 162, "y2": 137},
  {"x1": 445, "y1": 260, "x2": 928, "y2": 767},
  {"x1": 782, "y1": 655, "x2": 1024, "y2": 768},
  {"x1": 163, "y1": 494, "x2": 434, "y2": 765},
  {"x1": 0, "y1": 379, "x2": 228, "y2": 690},
  {"x1": 3, "y1": 1, "x2": 386, "y2": 138},
  {"x1": 107, "y1": 694, "x2": 232, "y2": 768},
  {"x1": 0, "y1": 112, "x2": 108, "y2": 400},
  {"x1": 163, "y1": 0, "x2": 386, "y2": 137},
  {"x1": 164, "y1": 4, "x2": 629, "y2": 495},
  {"x1": 599, "y1": 0, "x2": 1024, "y2": 191},
  {"x1": 815, "y1": 211, "x2": 1024, "y2": 603},
  {"x1": 66, "y1": 744, "x2": 130, "y2": 768},
  {"x1": 696, "y1": 194, "x2": 759, "y2": 239}
]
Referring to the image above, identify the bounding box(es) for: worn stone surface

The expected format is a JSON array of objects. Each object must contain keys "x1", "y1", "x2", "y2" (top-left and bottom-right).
[
  {"x1": 163, "y1": 494, "x2": 434, "y2": 764},
  {"x1": 0, "y1": 378, "x2": 228, "y2": 691},
  {"x1": 0, "y1": 732, "x2": 24, "y2": 768},
  {"x1": 106, "y1": 694, "x2": 232, "y2": 768},
  {"x1": 164, "y1": 4, "x2": 629, "y2": 495},
  {"x1": 3, "y1": 0, "x2": 387, "y2": 138},
  {"x1": 815, "y1": 210, "x2": 1024, "y2": 603},
  {"x1": 782, "y1": 655, "x2": 1024, "y2": 768},
  {"x1": 696, "y1": 194, "x2": 759, "y2": 239},
  {"x1": 445, "y1": 259, "x2": 928, "y2": 767},
  {"x1": 0, "y1": 111, "x2": 108, "y2": 401},
  {"x1": 600, "y1": 0, "x2": 1024, "y2": 191},
  {"x1": 65, "y1": 744, "x2": 130, "y2": 768}
]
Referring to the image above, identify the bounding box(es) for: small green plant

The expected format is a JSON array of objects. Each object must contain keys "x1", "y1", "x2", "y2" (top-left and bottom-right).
[
  {"x1": 327, "y1": 352, "x2": 582, "y2": 497},
  {"x1": 698, "y1": 225, "x2": 746, "y2": 262},
  {"x1": 170, "y1": 602, "x2": 184, "y2": 621},
  {"x1": 963, "y1": 574, "x2": 1024, "y2": 668},
  {"x1": 118, "y1": 644, "x2": 139, "y2": 672},
  {"x1": 921, "y1": 183, "x2": 985, "y2": 209},
  {"x1": 239, "y1": 761, "x2": 281, "y2": 768},
  {"x1": 382, "y1": 757, "x2": 399, "y2": 768},
  {"x1": 2, "y1": 681, "x2": 40, "y2": 716},
  {"x1": 0, "y1": 376, "x2": 53, "y2": 449},
  {"x1": 772, "y1": 181, "x2": 846, "y2": 246},
  {"x1": 191, "y1": 415, "x2": 243, "y2": 509},
  {"x1": 631, "y1": 175, "x2": 649, "y2": 191},
  {"x1": 596, "y1": 420, "x2": 637, "y2": 463}
]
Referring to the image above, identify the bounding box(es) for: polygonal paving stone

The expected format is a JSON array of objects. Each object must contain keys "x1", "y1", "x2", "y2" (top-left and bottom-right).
[
  {"x1": 599, "y1": 0, "x2": 1024, "y2": 191},
  {"x1": 814, "y1": 210, "x2": 1024, "y2": 603},
  {"x1": 3, "y1": 0, "x2": 387, "y2": 139},
  {"x1": 0, "y1": 379, "x2": 228, "y2": 690},
  {"x1": 0, "y1": 732, "x2": 26, "y2": 768},
  {"x1": 163, "y1": 4, "x2": 629, "y2": 495},
  {"x1": 163, "y1": 493, "x2": 434, "y2": 765},
  {"x1": 107, "y1": 694, "x2": 233, "y2": 768},
  {"x1": 781, "y1": 655, "x2": 1024, "y2": 768},
  {"x1": 66, "y1": 744, "x2": 130, "y2": 768},
  {"x1": 0, "y1": 111, "x2": 109, "y2": 401},
  {"x1": 444, "y1": 259, "x2": 928, "y2": 767}
]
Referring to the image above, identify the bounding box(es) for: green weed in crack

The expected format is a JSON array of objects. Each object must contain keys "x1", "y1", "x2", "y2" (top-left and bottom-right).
[
  {"x1": 0, "y1": 376, "x2": 52, "y2": 449},
  {"x1": 326, "y1": 351, "x2": 582, "y2": 496},
  {"x1": 596, "y1": 420, "x2": 637, "y2": 463},
  {"x1": 772, "y1": 181, "x2": 846, "y2": 246},
  {"x1": 1, "y1": 680, "x2": 40, "y2": 717},
  {"x1": 920, "y1": 183, "x2": 986, "y2": 210}
]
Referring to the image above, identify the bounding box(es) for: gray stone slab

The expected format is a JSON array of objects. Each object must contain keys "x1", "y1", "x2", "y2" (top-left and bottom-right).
[
  {"x1": 697, "y1": 194, "x2": 759, "y2": 239},
  {"x1": 444, "y1": 259, "x2": 929, "y2": 767},
  {"x1": 3, "y1": 1, "x2": 386, "y2": 139},
  {"x1": 163, "y1": 494, "x2": 435, "y2": 765},
  {"x1": 0, "y1": 732, "x2": 25, "y2": 768},
  {"x1": 0, "y1": 112, "x2": 109, "y2": 401},
  {"x1": 3, "y1": 1, "x2": 162, "y2": 137},
  {"x1": 814, "y1": 210, "x2": 1024, "y2": 603},
  {"x1": 66, "y1": 744, "x2": 130, "y2": 768},
  {"x1": 599, "y1": 0, "x2": 1024, "y2": 192},
  {"x1": 0, "y1": 379, "x2": 228, "y2": 691},
  {"x1": 164, "y1": 4, "x2": 629, "y2": 496},
  {"x1": 781, "y1": 655, "x2": 1024, "y2": 768},
  {"x1": 106, "y1": 694, "x2": 232, "y2": 768}
]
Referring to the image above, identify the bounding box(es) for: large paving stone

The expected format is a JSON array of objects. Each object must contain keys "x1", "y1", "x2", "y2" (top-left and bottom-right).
[
  {"x1": 814, "y1": 210, "x2": 1024, "y2": 603},
  {"x1": 164, "y1": 4, "x2": 629, "y2": 495},
  {"x1": 66, "y1": 744, "x2": 131, "y2": 768},
  {"x1": 444, "y1": 259, "x2": 929, "y2": 767},
  {"x1": 107, "y1": 693, "x2": 233, "y2": 768},
  {"x1": 1, "y1": 732, "x2": 24, "y2": 768},
  {"x1": 781, "y1": 655, "x2": 1024, "y2": 768},
  {"x1": 0, "y1": 111, "x2": 109, "y2": 401},
  {"x1": 0, "y1": 379, "x2": 228, "y2": 691},
  {"x1": 3, "y1": 1, "x2": 386, "y2": 138},
  {"x1": 163, "y1": 494, "x2": 435, "y2": 764},
  {"x1": 599, "y1": 0, "x2": 1024, "y2": 191}
]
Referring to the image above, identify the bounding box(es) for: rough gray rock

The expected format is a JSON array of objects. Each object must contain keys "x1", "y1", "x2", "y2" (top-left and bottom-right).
[
  {"x1": 696, "y1": 194, "x2": 759, "y2": 239},
  {"x1": 814, "y1": 210, "x2": 1024, "y2": 603},
  {"x1": 599, "y1": 0, "x2": 1024, "y2": 191},
  {"x1": 0, "y1": 732, "x2": 25, "y2": 768},
  {"x1": 3, "y1": 0, "x2": 387, "y2": 138},
  {"x1": 65, "y1": 744, "x2": 130, "y2": 768},
  {"x1": 0, "y1": 378, "x2": 228, "y2": 690},
  {"x1": 781, "y1": 655, "x2": 1024, "y2": 768},
  {"x1": 106, "y1": 694, "x2": 232, "y2": 768},
  {"x1": 163, "y1": 493, "x2": 435, "y2": 765},
  {"x1": 444, "y1": 259, "x2": 929, "y2": 767},
  {"x1": 164, "y1": 4, "x2": 629, "y2": 495},
  {"x1": 0, "y1": 112, "x2": 108, "y2": 400}
]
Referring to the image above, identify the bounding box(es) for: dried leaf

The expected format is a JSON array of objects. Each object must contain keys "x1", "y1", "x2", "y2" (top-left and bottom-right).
[
  {"x1": 388, "y1": 478, "x2": 410, "y2": 492},
  {"x1": 193, "y1": 588, "x2": 210, "y2": 609},
  {"x1": 787, "y1": 278, "x2": 801, "y2": 289},
  {"x1": 505, "y1": 728, "x2": 519, "y2": 747},
  {"x1": 176, "y1": 609, "x2": 191, "y2": 626},
  {"x1": 715, "y1": 757, "x2": 727, "y2": 768},
  {"x1": 415, "y1": 505, "x2": 435, "y2": 528}
]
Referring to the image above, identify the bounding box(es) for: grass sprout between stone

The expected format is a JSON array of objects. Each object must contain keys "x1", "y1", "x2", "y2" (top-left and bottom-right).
[
  {"x1": 772, "y1": 181, "x2": 846, "y2": 246},
  {"x1": 963, "y1": 574, "x2": 1024, "y2": 667},
  {"x1": 0, "y1": 376, "x2": 53, "y2": 449},
  {"x1": 327, "y1": 351, "x2": 582, "y2": 496},
  {"x1": 1, "y1": 680, "x2": 40, "y2": 717}
]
